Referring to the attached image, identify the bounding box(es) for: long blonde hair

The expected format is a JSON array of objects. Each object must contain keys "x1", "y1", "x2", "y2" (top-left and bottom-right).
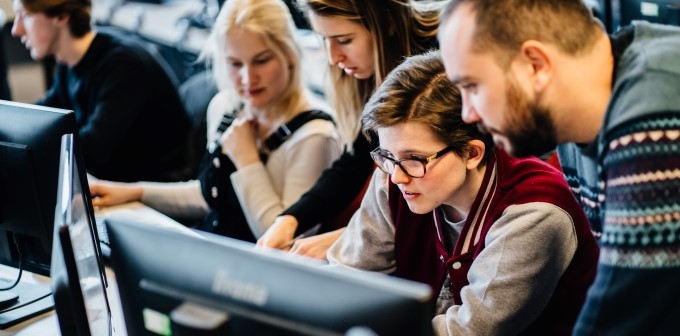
[
  {"x1": 201, "y1": 0, "x2": 305, "y2": 124},
  {"x1": 297, "y1": 0, "x2": 446, "y2": 148}
]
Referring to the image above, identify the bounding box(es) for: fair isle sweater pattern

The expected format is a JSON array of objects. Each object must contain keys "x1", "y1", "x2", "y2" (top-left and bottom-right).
[
  {"x1": 560, "y1": 22, "x2": 680, "y2": 270},
  {"x1": 561, "y1": 165, "x2": 604, "y2": 239},
  {"x1": 598, "y1": 114, "x2": 680, "y2": 268}
]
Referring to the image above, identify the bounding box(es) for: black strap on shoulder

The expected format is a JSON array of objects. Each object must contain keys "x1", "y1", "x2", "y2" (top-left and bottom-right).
[{"x1": 264, "y1": 110, "x2": 334, "y2": 151}]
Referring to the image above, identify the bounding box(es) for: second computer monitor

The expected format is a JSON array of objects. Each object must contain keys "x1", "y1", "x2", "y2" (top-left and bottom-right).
[
  {"x1": 107, "y1": 216, "x2": 434, "y2": 336},
  {"x1": 0, "y1": 101, "x2": 76, "y2": 276},
  {"x1": 51, "y1": 133, "x2": 111, "y2": 336}
]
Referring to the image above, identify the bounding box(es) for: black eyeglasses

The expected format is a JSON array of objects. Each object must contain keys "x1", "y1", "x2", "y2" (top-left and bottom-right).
[{"x1": 370, "y1": 146, "x2": 453, "y2": 178}]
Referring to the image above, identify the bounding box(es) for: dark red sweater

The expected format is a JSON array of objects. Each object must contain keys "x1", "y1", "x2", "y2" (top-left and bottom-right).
[{"x1": 390, "y1": 149, "x2": 599, "y2": 335}]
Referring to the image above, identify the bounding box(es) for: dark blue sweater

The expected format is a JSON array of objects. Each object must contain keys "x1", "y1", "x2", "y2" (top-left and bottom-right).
[{"x1": 37, "y1": 31, "x2": 191, "y2": 182}]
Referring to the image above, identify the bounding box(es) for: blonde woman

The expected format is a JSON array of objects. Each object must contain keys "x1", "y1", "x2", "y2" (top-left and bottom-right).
[{"x1": 90, "y1": 0, "x2": 341, "y2": 242}]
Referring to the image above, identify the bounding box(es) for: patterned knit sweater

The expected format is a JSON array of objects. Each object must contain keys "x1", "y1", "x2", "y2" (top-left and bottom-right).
[{"x1": 557, "y1": 21, "x2": 680, "y2": 335}]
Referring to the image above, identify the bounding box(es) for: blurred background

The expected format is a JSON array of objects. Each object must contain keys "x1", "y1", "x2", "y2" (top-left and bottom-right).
[{"x1": 1, "y1": 0, "x2": 46, "y2": 103}]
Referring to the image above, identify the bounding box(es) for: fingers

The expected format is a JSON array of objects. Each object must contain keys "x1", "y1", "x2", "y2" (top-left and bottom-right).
[
  {"x1": 289, "y1": 240, "x2": 326, "y2": 260},
  {"x1": 91, "y1": 195, "x2": 109, "y2": 208},
  {"x1": 88, "y1": 181, "x2": 102, "y2": 195},
  {"x1": 256, "y1": 216, "x2": 299, "y2": 249},
  {"x1": 257, "y1": 235, "x2": 292, "y2": 250},
  {"x1": 255, "y1": 232, "x2": 288, "y2": 250}
]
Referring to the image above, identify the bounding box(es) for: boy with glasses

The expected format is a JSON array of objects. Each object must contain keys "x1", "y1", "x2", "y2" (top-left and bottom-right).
[{"x1": 327, "y1": 51, "x2": 599, "y2": 335}]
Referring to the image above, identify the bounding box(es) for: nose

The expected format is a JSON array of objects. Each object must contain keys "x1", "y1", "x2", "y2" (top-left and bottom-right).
[
  {"x1": 239, "y1": 65, "x2": 256, "y2": 87},
  {"x1": 326, "y1": 40, "x2": 343, "y2": 66},
  {"x1": 11, "y1": 17, "x2": 24, "y2": 37},
  {"x1": 461, "y1": 100, "x2": 481, "y2": 124},
  {"x1": 389, "y1": 165, "x2": 411, "y2": 185}
]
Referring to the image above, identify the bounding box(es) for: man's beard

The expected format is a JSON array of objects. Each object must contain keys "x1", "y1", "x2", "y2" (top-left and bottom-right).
[{"x1": 501, "y1": 80, "x2": 558, "y2": 158}]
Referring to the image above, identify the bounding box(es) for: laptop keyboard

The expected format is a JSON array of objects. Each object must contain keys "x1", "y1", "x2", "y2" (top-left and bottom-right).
[
  {"x1": 94, "y1": 215, "x2": 112, "y2": 260},
  {"x1": 95, "y1": 215, "x2": 109, "y2": 246}
]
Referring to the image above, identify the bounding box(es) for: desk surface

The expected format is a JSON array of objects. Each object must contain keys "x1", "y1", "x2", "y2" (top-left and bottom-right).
[
  {"x1": 0, "y1": 267, "x2": 126, "y2": 336},
  {"x1": 0, "y1": 202, "x2": 189, "y2": 336},
  {"x1": 0, "y1": 267, "x2": 55, "y2": 336}
]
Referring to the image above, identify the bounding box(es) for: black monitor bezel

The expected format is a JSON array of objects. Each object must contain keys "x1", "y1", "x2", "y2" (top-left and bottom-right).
[
  {"x1": 107, "y1": 216, "x2": 434, "y2": 336},
  {"x1": 51, "y1": 133, "x2": 112, "y2": 336},
  {"x1": 0, "y1": 100, "x2": 77, "y2": 276}
]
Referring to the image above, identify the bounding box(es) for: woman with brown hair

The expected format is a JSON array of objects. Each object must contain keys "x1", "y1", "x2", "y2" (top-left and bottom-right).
[{"x1": 257, "y1": 0, "x2": 446, "y2": 257}]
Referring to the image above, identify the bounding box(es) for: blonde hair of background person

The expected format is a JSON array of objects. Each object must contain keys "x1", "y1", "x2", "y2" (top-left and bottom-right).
[
  {"x1": 256, "y1": 0, "x2": 447, "y2": 257},
  {"x1": 202, "y1": 0, "x2": 306, "y2": 133},
  {"x1": 90, "y1": 0, "x2": 341, "y2": 240}
]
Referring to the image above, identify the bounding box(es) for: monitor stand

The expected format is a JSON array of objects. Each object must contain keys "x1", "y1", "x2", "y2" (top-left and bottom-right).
[
  {"x1": 0, "y1": 278, "x2": 54, "y2": 329},
  {"x1": 0, "y1": 291, "x2": 19, "y2": 310}
]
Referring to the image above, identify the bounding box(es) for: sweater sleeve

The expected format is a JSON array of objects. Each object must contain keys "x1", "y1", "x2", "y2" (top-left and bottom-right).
[
  {"x1": 574, "y1": 113, "x2": 680, "y2": 335},
  {"x1": 281, "y1": 132, "x2": 376, "y2": 234},
  {"x1": 139, "y1": 180, "x2": 209, "y2": 220},
  {"x1": 326, "y1": 170, "x2": 396, "y2": 273},
  {"x1": 432, "y1": 202, "x2": 577, "y2": 336}
]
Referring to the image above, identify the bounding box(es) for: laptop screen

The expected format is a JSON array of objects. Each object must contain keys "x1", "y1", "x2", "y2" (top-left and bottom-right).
[
  {"x1": 65, "y1": 213, "x2": 110, "y2": 333},
  {"x1": 52, "y1": 133, "x2": 111, "y2": 336}
]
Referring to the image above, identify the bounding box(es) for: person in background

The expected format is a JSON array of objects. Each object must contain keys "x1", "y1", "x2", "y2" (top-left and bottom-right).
[
  {"x1": 257, "y1": 0, "x2": 446, "y2": 258},
  {"x1": 328, "y1": 51, "x2": 598, "y2": 335},
  {"x1": 438, "y1": 0, "x2": 680, "y2": 334},
  {"x1": 11, "y1": 0, "x2": 191, "y2": 182},
  {"x1": 89, "y1": 0, "x2": 342, "y2": 242}
]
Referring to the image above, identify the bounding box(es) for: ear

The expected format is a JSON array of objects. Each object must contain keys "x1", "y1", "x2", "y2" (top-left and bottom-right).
[
  {"x1": 465, "y1": 140, "x2": 486, "y2": 170},
  {"x1": 518, "y1": 40, "x2": 553, "y2": 94},
  {"x1": 53, "y1": 14, "x2": 70, "y2": 29}
]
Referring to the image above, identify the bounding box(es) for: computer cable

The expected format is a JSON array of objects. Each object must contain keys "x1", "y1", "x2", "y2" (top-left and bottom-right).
[
  {"x1": 0, "y1": 291, "x2": 52, "y2": 314},
  {"x1": 0, "y1": 235, "x2": 23, "y2": 291}
]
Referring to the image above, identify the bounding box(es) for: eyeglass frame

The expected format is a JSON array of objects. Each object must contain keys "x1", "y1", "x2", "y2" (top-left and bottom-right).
[{"x1": 370, "y1": 146, "x2": 453, "y2": 178}]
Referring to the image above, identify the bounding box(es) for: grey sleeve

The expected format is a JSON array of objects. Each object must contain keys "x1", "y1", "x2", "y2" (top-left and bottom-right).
[
  {"x1": 139, "y1": 180, "x2": 210, "y2": 220},
  {"x1": 326, "y1": 170, "x2": 396, "y2": 274},
  {"x1": 433, "y1": 202, "x2": 578, "y2": 336}
]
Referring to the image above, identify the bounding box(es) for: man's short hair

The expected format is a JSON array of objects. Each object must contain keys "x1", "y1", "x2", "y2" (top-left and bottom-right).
[
  {"x1": 22, "y1": 0, "x2": 92, "y2": 37},
  {"x1": 441, "y1": 0, "x2": 601, "y2": 68}
]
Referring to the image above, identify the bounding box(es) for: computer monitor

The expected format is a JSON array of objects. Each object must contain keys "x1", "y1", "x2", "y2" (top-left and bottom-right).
[
  {"x1": 616, "y1": 0, "x2": 680, "y2": 28},
  {"x1": 51, "y1": 133, "x2": 112, "y2": 336},
  {"x1": 0, "y1": 100, "x2": 76, "y2": 327},
  {"x1": 107, "y1": 216, "x2": 435, "y2": 336}
]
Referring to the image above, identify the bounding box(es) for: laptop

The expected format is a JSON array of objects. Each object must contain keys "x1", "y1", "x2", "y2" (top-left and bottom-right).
[
  {"x1": 52, "y1": 224, "x2": 113, "y2": 336},
  {"x1": 51, "y1": 134, "x2": 113, "y2": 336}
]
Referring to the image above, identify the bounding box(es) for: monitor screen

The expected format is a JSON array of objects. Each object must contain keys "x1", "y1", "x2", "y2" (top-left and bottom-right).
[
  {"x1": 107, "y1": 216, "x2": 434, "y2": 336},
  {"x1": 616, "y1": 0, "x2": 680, "y2": 28},
  {"x1": 0, "y1": 100, "x2": 76, "y2": 328},
  {"x1": 0, "y1": 100, "x2": 76, "y2": 276},
  {"x1": 51, "y1": 133, "x2": 112, "y2": 336}
]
